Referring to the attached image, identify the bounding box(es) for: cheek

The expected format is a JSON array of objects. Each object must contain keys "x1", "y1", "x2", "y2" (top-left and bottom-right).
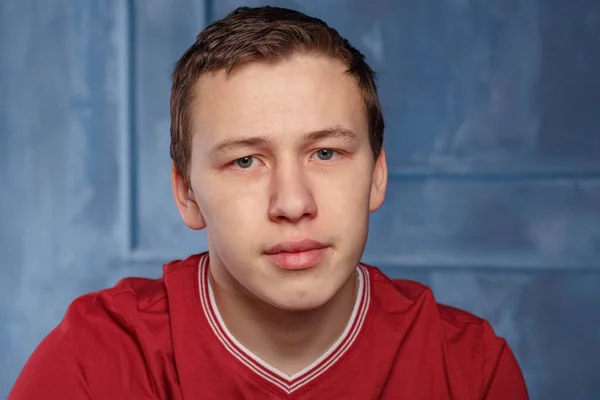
[
  {"x1": 323, "y1": 159, "x2": 372, "y2": 197},
  {"x1": 315, "y1": 167, "x2": 372, "y2": 219},
  {"x1": 198, "y1": 177, "x2": 266, "y2": 235}
]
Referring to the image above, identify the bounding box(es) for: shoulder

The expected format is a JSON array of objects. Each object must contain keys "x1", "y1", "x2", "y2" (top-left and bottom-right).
[
  {"x1": 58, "y1": 274, "x2": 169, "y2": 335},
  {"x1": 362, "y1": 264, "x2": 527, "y2": 398},
  {"x1": 9, "y1": 274, "x2": 171, "y2": 399},
  {"x1": 45, "y1": 274, "x2": 170, "y2": 359},
  {"x1": 10, "y1": 256, "x2": 208, "y2": 399},
  {"x1": 65, "y1": 253, "x2": 204, "y2": 331},
  {"x1": 363, "y1": 263, "x2": 492, "y2": 334},
  {"x1": 59, "y1": 253, "x2": 203, "y2": 344},
  {"x1": 45, "y1": 254, "x2": 206, "y2": 357}
]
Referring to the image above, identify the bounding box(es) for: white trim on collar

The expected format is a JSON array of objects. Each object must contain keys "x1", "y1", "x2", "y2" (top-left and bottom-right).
[{"x1": 197, "y1": 253, "x2": 371, "y2": 394}]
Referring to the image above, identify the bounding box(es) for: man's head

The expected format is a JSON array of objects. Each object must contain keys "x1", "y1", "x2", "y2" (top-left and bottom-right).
[{"x1": 170, "y1": 6, "x2": 387, "y2": 311}]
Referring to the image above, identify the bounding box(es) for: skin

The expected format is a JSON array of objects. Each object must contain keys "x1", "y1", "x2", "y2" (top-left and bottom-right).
[{"x1": 171, "y1": 52, "x2": 387, "y2": 375}]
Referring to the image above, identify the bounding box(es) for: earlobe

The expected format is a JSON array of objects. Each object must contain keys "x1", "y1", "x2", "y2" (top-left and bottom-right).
[
  {"x1": 170, "y1": 163, "x2": 207, "y2": 230},
  {"x1": 369, "y1": 147, "x2": 388, "y2": 212}
]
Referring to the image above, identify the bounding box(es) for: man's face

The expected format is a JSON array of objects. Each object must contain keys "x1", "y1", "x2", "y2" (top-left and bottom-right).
[{"x1": 177, "y1": 53, "x2": 387, "y2": 311}]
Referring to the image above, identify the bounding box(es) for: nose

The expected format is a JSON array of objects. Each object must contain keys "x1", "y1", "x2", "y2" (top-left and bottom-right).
[{"x1": 268, "y1": 163, "x2": 317, "y2": 224}]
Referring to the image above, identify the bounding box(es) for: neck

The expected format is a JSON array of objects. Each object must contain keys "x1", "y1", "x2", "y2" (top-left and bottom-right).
[{"x1": 209, "y1": 269, "x2": 358, "y2": 376}]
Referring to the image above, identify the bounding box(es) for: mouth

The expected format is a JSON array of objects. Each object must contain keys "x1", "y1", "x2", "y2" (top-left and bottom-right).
[{"x1": 264, "y1": 239, "x2": 329, "y2": 270}]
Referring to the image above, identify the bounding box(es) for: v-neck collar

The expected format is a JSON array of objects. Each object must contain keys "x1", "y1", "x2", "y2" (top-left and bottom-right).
[{"x1": 197, "y1": 253, "x2": 371, "y2": 395}]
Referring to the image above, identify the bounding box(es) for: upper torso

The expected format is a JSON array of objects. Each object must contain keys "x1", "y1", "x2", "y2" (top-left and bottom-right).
[{"x1": 8, "y1": 253, "x2": 528, "y2": 399}]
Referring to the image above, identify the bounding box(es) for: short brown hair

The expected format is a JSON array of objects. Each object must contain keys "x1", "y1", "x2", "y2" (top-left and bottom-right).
[{"x1": 170, "y1": 6, "x2": 385, "y2": 183}]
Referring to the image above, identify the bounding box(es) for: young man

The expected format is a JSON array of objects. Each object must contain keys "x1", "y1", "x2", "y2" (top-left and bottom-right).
[{"x1": 9, "y1": 6, "x2": 528, "y2": 399}]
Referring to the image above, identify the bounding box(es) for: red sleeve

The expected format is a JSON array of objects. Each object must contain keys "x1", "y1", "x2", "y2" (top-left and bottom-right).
[
  {"x1": 480, "y1": 321, "x2": 529, "y2": 400},
  {"x1": 8, "y1": 293, "x2": 153, "y2": 400},
  {"x1": 8, "y1": 322, "x2": 101, "y2": 400}
]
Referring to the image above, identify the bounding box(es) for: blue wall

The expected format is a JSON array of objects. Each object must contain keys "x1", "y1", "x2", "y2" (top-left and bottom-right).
[{"x1": 1, "y1": 1, "x2": 599, "y2": 399}]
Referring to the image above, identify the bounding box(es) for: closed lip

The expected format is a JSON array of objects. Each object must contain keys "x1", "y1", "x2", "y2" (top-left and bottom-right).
[{"x1": 265, "y1": 239, "x2": 328, "y2": 254}]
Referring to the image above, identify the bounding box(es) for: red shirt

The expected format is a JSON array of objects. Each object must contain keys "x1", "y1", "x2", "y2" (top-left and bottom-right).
[{"x1": 9, "y1": 253, "x2": 529, "y2": 399}]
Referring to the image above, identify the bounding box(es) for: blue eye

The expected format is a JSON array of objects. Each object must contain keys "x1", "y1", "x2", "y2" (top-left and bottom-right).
[
  {"x1": 315, "y1": 149, "x2": 335, "y2": 161},
  {"x1": 235, "y1": 156, "x2": 254, "y2": 169}
]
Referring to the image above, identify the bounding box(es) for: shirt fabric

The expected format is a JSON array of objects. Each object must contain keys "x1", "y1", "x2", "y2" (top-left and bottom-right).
[{"x1": 9, "y1": 252, "x2": 529, "y2": 399}]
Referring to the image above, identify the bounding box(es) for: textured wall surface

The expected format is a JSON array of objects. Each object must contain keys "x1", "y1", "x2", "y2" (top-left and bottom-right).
[{"x1": 1, "y1": 1, "x2": 599, "y2": 399}]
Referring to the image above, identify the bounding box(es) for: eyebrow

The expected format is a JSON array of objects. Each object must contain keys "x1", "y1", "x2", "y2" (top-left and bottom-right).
[{"x1": 209, "y1": 126, "x2": 358, "y2": 157}]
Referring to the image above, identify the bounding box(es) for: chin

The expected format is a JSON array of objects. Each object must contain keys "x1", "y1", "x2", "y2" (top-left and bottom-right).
[
  {"x1": 249, "y1": 254, "x2": 356, "y2": 312},
  {"x1": 261, "y1": 282, "x2": 338, "y2": 313},
  {"x1": 269, "y1": 299, "x2": 327, "y2": 313}
]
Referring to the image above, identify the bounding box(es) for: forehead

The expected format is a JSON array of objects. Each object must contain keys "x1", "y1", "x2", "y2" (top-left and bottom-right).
[{"x1": 190, "y1": 53, "x2": 368, "y2": 148}]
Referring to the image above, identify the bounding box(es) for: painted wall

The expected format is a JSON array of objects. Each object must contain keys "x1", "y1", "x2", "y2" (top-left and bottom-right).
[{"x1": 1, "y1": 1, "x2": 599, "y2": 398}]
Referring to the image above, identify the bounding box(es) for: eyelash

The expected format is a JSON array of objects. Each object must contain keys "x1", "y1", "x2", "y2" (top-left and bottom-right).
[{"x1": 229, "y1": 149, "x2": 341, "y2": 171}]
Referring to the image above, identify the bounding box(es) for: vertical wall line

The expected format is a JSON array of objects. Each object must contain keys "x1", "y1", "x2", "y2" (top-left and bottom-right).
[
  {"x1": 117, "y1": 0, "x2": 132, "y2": 256},
  {"x1": 205, "y1": 0, "x2": 213, "y2": 26},
  {"x1": 126, "y1": 0, "x2": 138, "y2": 252}
]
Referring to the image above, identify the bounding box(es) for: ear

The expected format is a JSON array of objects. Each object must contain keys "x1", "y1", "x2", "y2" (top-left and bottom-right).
[
  {"x1": 369, "y1": 147, "x2": 387, "y2": 212},
  {"x1": 171, "y1": 163, "x2": 206, "y2": 230}
]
